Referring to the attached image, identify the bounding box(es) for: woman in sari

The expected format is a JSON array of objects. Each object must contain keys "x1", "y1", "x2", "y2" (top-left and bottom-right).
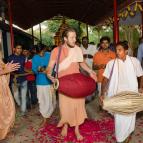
[{"x1": 0, "y1": 33, "x2": 20, "y2": 140}]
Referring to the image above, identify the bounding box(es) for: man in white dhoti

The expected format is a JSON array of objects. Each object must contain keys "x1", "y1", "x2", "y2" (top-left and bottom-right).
[
  {"x1": 101, "y1": 41, "x2": 143, "y2": 143},
  {"x1": 32, "y1": 45, "x2": 55, "y2": 128},
  {"x1": 81, "y1": 36, "x2": 97, "y2": 69},
  {"x1": 81, "y1": 37, "x2": 97, "y2": 102}
]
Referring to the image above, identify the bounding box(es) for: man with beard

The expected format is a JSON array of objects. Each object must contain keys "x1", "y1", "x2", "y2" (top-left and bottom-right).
[{"x1": 46, "y1": 28, "x2": 97, "y2": 141}]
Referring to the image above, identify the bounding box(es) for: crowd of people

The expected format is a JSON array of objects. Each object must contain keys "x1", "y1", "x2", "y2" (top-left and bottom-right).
[{"x1": 0, "y1": 27, "x2": 143, "y2": 143}]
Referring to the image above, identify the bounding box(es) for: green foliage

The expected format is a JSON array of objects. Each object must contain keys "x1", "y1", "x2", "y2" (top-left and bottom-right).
[
  {"x1": 26, "y1": 18, "x2": 141, "y2": 52},
  {"x1": 47, "y1": 20, "x2": 61, "y2": 33},
  {"x1": 119, "y1": 25, "x2": 140, "y2": 56},
  {"x1": 42, "y1": 35, "x2": 54, "y2": 47},
  {"x1": 67, "y1": 19, "x2": 81, "y2": 38}
]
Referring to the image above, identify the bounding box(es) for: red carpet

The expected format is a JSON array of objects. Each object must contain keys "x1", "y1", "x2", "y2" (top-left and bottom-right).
[{"x1": 35, "y1": 117, "x2": 116, "y2": 143}]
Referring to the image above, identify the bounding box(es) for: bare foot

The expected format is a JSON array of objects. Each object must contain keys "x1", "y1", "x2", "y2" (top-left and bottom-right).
[
  {"x1": 6, "y1": 131, "x2": 15, "y2": 139},
  {"x1": 124, "y1": 135, "x2": 131, "y2": 143},
  {"x1": 46, "y1": 118, "x2": 50, "y2": 122},
  {"x1": 75, "y1": 132, "x2": 84, "y2": 141},
  {"x1": 61, "y1": 124, "x2": 68, "y2": 137}
]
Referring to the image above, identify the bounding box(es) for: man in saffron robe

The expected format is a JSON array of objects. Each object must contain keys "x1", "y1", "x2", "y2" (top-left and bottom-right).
[{"x1": 47, "y1": 28, "x2": 97, "y2": 141}]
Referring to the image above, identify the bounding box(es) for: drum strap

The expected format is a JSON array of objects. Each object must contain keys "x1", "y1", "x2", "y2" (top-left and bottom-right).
[{"x1": 106, "y1": 59, "x2": 116, "y2": 90}]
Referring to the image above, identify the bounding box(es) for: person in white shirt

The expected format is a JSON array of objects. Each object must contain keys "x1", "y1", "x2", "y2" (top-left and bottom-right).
[
  {"x1": 81, "y1": 36, "x2": 97, "y2": 69},
  {"x1": 101, "y1": 41, "x2": 143, "y2": 143},
  {"x1": 81, "y1": 37, "x2": 98, "y2": 102}
]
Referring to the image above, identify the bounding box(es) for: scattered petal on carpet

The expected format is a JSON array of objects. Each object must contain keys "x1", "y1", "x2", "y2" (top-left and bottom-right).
[{"x1": 34, "y1": 116, "x2": 116, "y2": 143}]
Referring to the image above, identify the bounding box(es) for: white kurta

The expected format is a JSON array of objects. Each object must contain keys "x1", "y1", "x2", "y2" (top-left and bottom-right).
[
  {"x1": 81, "y1": 44, "x2": 97, "y2": 68},
  {"x1": 103, "y1": 55, "x2": 143, "y2": 142},
  {"x1": 81, "y1": 44, "x2": 97, "y2": 101}
]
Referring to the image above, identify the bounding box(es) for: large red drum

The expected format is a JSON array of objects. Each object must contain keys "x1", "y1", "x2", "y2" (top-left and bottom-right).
[{"x1": 56, "y1": 73, "x2": 96, "y2": 98}]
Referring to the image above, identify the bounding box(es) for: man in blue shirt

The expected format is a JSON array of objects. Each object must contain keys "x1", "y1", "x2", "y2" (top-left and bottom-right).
[
  {"x1": 32, "y1": 45, "x2": 54, "y2": 127},
  {"x1": 8, "y1": 44, "x2": 27, "y2": 116}
]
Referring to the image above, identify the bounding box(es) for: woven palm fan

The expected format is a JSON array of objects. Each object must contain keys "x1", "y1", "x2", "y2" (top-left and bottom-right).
[{"x1": 103, "y1": 91, "x2": 143, "y2": 115}]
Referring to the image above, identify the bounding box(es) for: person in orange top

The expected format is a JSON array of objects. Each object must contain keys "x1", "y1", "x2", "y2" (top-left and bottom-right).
[
  {"x1": 93, "y1": 36, "x2": 116, "y2": 97},
  {"x1": 47, "y1": 28, "x2": 97, "y2": 141}
]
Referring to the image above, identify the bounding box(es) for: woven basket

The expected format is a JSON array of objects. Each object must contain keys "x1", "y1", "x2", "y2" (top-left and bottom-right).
[{"x1": 103, "y1": 91, "x2": 143, "y2": 115}]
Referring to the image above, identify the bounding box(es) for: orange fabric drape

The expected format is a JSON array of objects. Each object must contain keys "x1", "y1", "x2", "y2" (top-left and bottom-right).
[{"x1": 0, "y1": 62, "x2": 15, "y2": 140}]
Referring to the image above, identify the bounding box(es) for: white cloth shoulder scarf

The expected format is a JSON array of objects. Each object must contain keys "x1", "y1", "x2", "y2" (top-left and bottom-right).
[
  {"x1": 58, "y1": 45, "x2": 83, "y2": 72},
  {"x1": 107, "y1": 55, "x2": 138, "y2": 97}
]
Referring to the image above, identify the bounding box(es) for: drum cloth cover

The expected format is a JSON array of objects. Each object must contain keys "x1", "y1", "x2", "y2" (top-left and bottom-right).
[{"x1": 57, "y1": 73, "x2": 96, "y2": 98}]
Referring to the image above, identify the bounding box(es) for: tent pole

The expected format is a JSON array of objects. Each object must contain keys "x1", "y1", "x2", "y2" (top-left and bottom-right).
[
  {"x1": 31, "y1": 27, "x2": 34, "y2": 45},
  {"x1": 7, "y1": 0, "x2": 14, "y2": 52},
  {"x1": 141, "y1": 2, "x2": 143, "y2": 38},
  {"x1": 113, "y1": 0, "x2": 119, "y2": 44},
  {"x1": 39, "y1": 23, "x2": 42, "y2": 43},
  {"x1": 86, "y1": 24, "x2": 89, "y2": 40},
  {"x1": 78, "y1": 21, "x2": 81, "y2": 38}
]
